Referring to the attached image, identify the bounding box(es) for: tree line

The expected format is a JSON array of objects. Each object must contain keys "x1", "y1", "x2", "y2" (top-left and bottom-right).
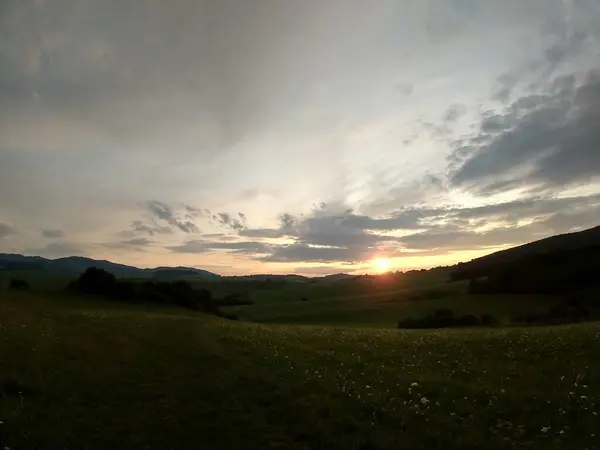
[{"x1": 67, "y1": 267, "x2": 238, "y2": 319}]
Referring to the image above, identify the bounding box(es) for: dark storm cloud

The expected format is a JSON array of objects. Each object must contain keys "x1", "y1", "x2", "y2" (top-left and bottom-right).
[
  {"x1": 450, "y1": 69, "x2": 600, "y2": 195},
  {"x1": 41, "y1": 229, "x2": 64, "y2": 238},
  {"x1": 0, "y1": 223, "x2": 15, "y2": 239},
  {"x1": 146, "y1": 201, "x2": 199, "y2": 234}
]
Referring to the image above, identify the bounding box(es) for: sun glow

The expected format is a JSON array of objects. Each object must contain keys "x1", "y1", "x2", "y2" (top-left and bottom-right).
[{"x1": 373, "y1": 257, "x2": 391, "y2": 273}]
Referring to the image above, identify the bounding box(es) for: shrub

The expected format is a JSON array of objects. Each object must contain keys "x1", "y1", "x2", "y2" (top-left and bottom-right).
[
  {"x1": 8, "y1": 279, "x2": 29, "y2": 291},
  {"x1": 456, "y1": 314, "x2": 480, "y2": 327},
  {"x1": 72, "y1": 267, "x2": 117, "y2": 295},
  {"x1": 67, "y1": 269, "x2": 224, "y2": 315},
  {"x1": 480, "y1": 314, "x2": 498, "y2": 326}
]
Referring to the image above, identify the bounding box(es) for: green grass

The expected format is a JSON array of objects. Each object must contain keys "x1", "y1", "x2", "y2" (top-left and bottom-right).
[
  {"x1": 226, "y1": 280, "x2": 559, "y2": 328},
  {"x1": 2, "y1": 291, "x2": 600, "y2": 449},
  {"x1": 0, "y1": 270, "x2": 72, "y2": 291}
]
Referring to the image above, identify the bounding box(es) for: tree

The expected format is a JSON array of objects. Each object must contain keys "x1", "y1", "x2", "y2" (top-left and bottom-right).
[
  {"x1": 9, "y1": 279, "x2": 29, "y2": 291},
  {"x1": 72, "y1": 267, "x2": 117, "y2": 295}
]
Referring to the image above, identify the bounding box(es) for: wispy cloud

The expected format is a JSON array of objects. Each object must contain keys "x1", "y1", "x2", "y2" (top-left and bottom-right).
[
  {"x1": 0, "y1": 223, "x2": 15, "y2": 239},
  {"x1": 146, "y1": 201, "x2": 200, "y2": 234},
  {"x1": 41, "y1": 229, "x2": 64, "y2": 239}
]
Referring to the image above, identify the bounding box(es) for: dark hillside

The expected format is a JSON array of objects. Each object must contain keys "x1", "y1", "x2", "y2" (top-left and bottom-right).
[{"x1": 450, "y1": 225, "x2": 600, "y2": 281}]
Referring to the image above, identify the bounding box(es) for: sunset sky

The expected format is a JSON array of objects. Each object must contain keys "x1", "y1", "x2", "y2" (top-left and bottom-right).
[{"x1": 1, "y1": 0, "x2": 600, "y2": 276}]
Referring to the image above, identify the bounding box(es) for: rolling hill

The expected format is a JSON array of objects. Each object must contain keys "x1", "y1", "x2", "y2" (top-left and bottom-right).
[
  {"x1": 451, "y1": 224, "x2": 600, "y2": 280},
  {"x1": 0, "y1": 253, "x2": 220, "y2": 279}
]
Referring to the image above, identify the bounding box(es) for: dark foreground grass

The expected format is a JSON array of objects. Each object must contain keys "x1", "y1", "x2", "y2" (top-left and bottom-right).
[{"x1": 2, "y1": 292, "x2": 600, "y2": 449}]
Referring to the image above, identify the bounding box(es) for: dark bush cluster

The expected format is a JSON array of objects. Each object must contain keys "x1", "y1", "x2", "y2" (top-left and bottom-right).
[
  {"x1": 397, "y1": 309, "x2": 498, "y2": 329},
  {"x1": 8, "y1": 279, "x2": 30, "y2": 291},
  {"x1": 67, "y1": 267, "x2": 236, "y2": 319},
  {"x1": 511, "y1": 293, "x2": 599, "y2": 325}
]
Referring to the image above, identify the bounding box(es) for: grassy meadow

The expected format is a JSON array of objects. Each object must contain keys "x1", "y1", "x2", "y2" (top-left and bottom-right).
[
  {"x1": 221, "y1": 275, "x2": 560, "y2": 328},
  {"x1": 1, "y1": 270, "x2": 600, "y2": 448}
]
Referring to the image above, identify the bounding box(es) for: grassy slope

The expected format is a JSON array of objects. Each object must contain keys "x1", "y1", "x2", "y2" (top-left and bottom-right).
[
  {"x1": 226, "y1": 278, "x2": 559, "y2": 328},
  {"x1": 2, "y1": 292, "x2": 600, "y2": 449},
  {"x1": 1, "y1": 269, "x2": 561, "y2": 328}
]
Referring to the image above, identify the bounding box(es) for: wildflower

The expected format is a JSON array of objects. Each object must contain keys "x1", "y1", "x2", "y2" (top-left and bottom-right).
[{"x1": 541, "y1": 427, "x2": 550, "y2": 433}]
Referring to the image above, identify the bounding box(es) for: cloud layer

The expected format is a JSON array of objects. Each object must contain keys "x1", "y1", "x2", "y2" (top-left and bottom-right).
[{"x1": 1, "y1": 0, "x2": 600, "y2": 274}]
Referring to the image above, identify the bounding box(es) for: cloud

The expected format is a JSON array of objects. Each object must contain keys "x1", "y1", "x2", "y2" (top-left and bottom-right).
[
  {"x1": 41, "y1": 229, "x2": 64, "y2": 238},
  {"x1": 491, "y1": 19, "x2": 594, "y2": 103},
  {"x1": 146, "y1": 201, "x2": 199, "y2": 233},
  {"x1": 443, "y1": 104, "x2": 467, "y2": 122},
  {"x1": 0, "y1": 223, "x2": 15, "y2": 239},
  {"x1": 239, "y1": 228, "x2": 285, "y2": 239},
  {"x1": 168, "y1": 240, "x2": 270, "y2": 255},
  {"x1": 3, "y1": 0, "x2": 600, "y2": 273},
  {"x1": 231, "y1": 193, "x2": 600, "y2": 263},
  {"x1": 118, "y1": 237, "x2": 153, "y2": 247},
  {"x1": 213, "y1": 212, "x2": 247, "y2": 231},
  {"x1": 101, "y1": 237, "x2": 154, "y2": 252},
  {"x1": 259, "y1": 243, "x2": 371, "y2": 264},
  {"x1": 26, "y1": 242, "x2": 82, "y2": 258},
  {"x1": 450, "y1": 69, "x2": 600, "y2": 195},
  {"x1": 130, "y1": 220, "x2": 173, "y2": 237}
]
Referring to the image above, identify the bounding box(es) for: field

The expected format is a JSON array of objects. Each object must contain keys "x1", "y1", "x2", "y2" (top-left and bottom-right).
[
  {"x1": 2, "y1": 286, "x2": 600, "y2": 449},
  {"x1": 220, "y1": 276, "x2": 560, "y2": 328}
]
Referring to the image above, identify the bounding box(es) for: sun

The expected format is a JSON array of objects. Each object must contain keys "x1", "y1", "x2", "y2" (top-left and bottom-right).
[{"x1": 373, "y1": 257, "x2": 391, "y2": 273}]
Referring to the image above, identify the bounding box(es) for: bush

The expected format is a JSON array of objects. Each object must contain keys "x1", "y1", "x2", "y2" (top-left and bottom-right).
[
  {"x1": 66, "y1": 268, "x2": 225, "y2": 315},
  {"x1": 71, "y1": 267, "x2": 117, "y2": 295},
  {"x1": 480, "y1": 314, "x2": 498, "y2": 326},
  {"x1": 9, "y1": 279, "x2": 29, "y2": 291},
  {"x1": 456, "y1": 314, "x2": 480, "y2": 327}
]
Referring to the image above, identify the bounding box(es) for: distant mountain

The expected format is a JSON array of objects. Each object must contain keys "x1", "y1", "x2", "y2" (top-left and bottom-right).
[
  {"x1": 452, "y1": 224, "x2": 600, "y2": 279},
  {"x1": 224, "y1": 274, "x2": 309, "y2": 282},
  {"x1": 318, "y1": 273, "x2": 355, "y2": 282},
  {"x1": 0, "y1": 253, "x2": 220, "y2": 279}
]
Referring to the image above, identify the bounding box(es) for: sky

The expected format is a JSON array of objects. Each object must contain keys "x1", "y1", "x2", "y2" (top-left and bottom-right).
[{"x1": 1, "y1": 0, "x2": 600, "y2": 276}]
